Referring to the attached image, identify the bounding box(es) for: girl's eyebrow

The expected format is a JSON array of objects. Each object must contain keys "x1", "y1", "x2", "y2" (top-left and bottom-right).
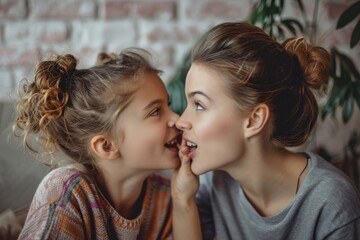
[
  {"x1": 142, "y1": 99, "x2": 163, "y2": 111},
  {"x1": 188, "y1": 91, "x2": 212, "y2": 102}
]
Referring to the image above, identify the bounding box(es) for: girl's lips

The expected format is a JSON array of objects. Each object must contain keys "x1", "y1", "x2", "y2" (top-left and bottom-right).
[{"x1": 164, "y1": 133, "x2": 181, "y2": 153}]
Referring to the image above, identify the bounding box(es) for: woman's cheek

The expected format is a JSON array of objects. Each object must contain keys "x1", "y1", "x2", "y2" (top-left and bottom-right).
[{"x1": 197, "y1": 117, "x2": 233, "y2": 140}]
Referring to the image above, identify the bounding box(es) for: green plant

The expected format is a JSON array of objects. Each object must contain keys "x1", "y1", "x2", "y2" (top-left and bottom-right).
[
  {"x1": 320, "y1": 0, "x2": 360, "y2": 123},
  {"x1": 336, "y1": 0, "x2": 360, "y2": 48},
  {"x1": 248, "y1": 0, "x2": 304, "y2": 40},
  {"x1": 322, "y1": 48, "x2": 360, "y2": 123},
  {"x1": 167, "y1": 52, "x2": 190, "y2": 115}
]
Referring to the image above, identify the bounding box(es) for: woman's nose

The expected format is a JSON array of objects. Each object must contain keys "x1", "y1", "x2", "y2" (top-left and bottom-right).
[{"x1": 176, "y1": 117, "x2": 192, "y2": 131}]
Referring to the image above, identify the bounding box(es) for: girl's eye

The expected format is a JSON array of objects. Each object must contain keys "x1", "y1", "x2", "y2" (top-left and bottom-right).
[
  {"x1": 195, "y1": 101, "x2": 204, "y2": 110},
  {"x1": 150, "y1": 107, "x2": 160, "y2": 116}
]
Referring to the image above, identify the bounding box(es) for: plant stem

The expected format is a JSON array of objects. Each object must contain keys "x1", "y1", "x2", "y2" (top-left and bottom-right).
[{"x1": 309, "y1": 0, "x2": 320, "y2": 44}]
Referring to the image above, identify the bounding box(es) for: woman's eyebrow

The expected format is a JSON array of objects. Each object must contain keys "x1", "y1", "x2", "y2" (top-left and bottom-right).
[{"x1": 188, "y1": 91, "x2": 212, "y2": 101}]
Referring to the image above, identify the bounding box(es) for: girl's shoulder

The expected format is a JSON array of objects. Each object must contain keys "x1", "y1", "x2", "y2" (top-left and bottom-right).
[
  {"x1": 40, "y1": 166, "x2": 91, "y2": 190},
  {"x1": 31, "y1": 166, "x2": 94, "y2": 208}
]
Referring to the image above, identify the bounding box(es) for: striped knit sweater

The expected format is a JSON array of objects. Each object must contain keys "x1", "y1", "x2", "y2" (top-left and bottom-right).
[{"x1": 18, "y1": 167, "x2": 172, "y2": 239}]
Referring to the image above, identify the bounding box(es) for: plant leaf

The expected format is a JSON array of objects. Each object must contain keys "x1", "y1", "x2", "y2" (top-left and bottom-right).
[
  {"x1": 337, "y1": 49, "x2": 360, "y2": 80},
  {"x1": 342, "y1": 87, "x2": 353, "y2": 123},
  {"x1": 281, "y1": 19, "x2": 304, "y2": 35},
  {"x1": 167, "y1": 79, "x2": 186, "y2": 115},
  {"x1": 252, "y1": 0, "x2": 267, "y2": 25},
  {"x1": 321, "y1": 84, "x2": 345, "y2": 120},
  {"x1": 277, "y1": 25, "x2": 286, "y2": 40},
  {"x1": 338, "y1": 60, "x2": 351, "y2": 87},
  {"x1": 279, "y1": 0, "x2": 285, "y2": 10},
  {"x1": 294, "y1": 0, "x2": 305, "y2": 16},
  {"x1": 354, "y1": 82, "x2": 360, "y2": 109},
  {"x1": 332, "y1": 48, "x2": 360, "y2": 80},
  {"x1": 330, "y1": 48, "x2": 337, "y2": 77},
  {"x1": 351, "y1": 19, "x2": 360, "y2": 48},
  {"x1": 248, "y1": 2, "x2": 262, "y2": 24},
  {"x1": 166, "y1": 52, "x2": 191, "y2": 114},
  {"x1": 336, "y1": 1, "x2": 360, "y2": 29}
]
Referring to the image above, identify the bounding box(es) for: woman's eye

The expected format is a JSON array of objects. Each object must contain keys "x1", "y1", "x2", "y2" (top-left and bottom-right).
[
  {"x1": 195, "y1": 101, "x2": 204, "y2": 110},
  {"x1": 150, "y1": 108, "x2": 160, "y2": 116}
]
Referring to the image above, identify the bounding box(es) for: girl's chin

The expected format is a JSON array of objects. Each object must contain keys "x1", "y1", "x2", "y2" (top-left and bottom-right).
[{"x1": 166, "y1": 156, "x2": 181, "y2": 169}]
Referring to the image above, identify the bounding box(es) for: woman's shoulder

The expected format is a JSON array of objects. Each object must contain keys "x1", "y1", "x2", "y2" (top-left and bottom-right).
[
  {"x1": 306, "y1": 152, "x2": 359, "y2": 193},
  {"x1": 304, "y1": 152, "x2": 360, "y2": 215}
]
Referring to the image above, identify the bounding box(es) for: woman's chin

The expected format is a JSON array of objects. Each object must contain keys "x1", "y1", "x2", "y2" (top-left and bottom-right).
[{"x1": 190, "y1": 162, "x2": 206, "y2": 176}]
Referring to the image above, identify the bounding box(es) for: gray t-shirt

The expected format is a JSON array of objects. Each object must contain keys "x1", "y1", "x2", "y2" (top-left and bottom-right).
[{"x1": 196, "y1": 152, "x2": 360, "y2": 240}]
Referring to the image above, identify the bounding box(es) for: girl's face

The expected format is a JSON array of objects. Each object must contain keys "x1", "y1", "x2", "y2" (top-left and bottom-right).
[
  {"x1": 114, "y1": 72, "x2": 180, "y2": 171},
  {"x1": 176, "y1": 63, "x2": 248, "y2": 175}
]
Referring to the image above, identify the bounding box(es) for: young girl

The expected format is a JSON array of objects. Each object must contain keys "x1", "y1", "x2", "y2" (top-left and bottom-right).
[
  {"x1": 14, "y1": 48, "x2": 180, "y2": 239},
  {"x1": 172, "y1": 22, "x2": 360, "y2": 239}
]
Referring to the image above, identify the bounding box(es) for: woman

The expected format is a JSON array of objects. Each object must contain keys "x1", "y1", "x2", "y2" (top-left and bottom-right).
[{"x1": 172, "y1": 22, "x2": 360, "y2": 240}]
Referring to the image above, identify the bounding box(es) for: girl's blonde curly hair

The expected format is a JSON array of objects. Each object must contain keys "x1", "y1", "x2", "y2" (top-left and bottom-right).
[{"x1": 13, "y1": 48, "x2": 160, "y2": 167}]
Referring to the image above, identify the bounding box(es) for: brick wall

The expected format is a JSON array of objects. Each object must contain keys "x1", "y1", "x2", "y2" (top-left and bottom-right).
[
  {"x1": 0, "y1": 0, "x2": 359, "y2": 176},
  {"x1": 0, "y1": 0, "x2": 358, "y2": 101}
]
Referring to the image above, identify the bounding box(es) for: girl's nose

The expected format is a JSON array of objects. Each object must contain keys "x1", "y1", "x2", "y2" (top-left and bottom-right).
[{"x1": 168, "y1": 111, "x2": 179, "y2": 128}]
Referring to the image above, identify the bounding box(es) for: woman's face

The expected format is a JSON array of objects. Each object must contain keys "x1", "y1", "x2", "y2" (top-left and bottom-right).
[
  {"x1": 114, "y1": 72, "x2": 180, "y2": 171},
  {"x1": 176, "y1": 63, "x2": 248, "y2": 175}
]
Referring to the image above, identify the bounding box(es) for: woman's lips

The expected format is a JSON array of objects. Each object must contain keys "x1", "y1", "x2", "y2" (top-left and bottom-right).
[{"x1": 184, "y1": 138, "x2": 197, "y2": 158}]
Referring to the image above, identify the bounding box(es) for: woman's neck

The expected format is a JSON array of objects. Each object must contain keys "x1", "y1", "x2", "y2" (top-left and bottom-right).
[{"x1": 227, "y1": 146, "x2": 308, "y2": 217}]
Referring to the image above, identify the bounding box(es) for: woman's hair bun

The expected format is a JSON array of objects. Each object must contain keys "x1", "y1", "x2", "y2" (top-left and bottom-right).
[{"x1": 283, "y1": 38, "x2": 331, "y2": 90}]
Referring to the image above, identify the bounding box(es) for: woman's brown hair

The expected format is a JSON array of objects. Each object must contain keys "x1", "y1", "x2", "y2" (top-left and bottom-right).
[
  {"x1": 13, "y1": 48, "x2": 160, "y2": 167},
  {"x1": 192, "y1": 22, "x2": 331, "y2": 147}
]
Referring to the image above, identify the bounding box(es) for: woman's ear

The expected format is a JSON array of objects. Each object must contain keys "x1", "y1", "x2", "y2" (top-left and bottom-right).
[
  {"x1": 244, "y1": 104, "x2": 270, "y2": 139},
  {"x1": 91, "y1": 134, "x2": 120, "y2": 160}
]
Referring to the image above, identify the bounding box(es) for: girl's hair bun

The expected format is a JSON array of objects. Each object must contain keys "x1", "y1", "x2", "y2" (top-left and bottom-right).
[{"x1": 96, "y1": 52, "x2": 119, "y2": 65}]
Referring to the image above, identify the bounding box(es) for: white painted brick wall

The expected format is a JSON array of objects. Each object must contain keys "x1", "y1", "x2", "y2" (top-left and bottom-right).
[
  {"x1": 0, "y1": 0, "x2": 358, "y2": 102},
  {"x1": 0, "y1": 0, "x2": 359, "y2": 168}
]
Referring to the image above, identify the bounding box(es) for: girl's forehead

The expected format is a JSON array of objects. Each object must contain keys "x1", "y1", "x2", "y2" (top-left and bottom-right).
[{"x1": 130, "y1": 73, "x2": 167, "y2": 102}]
